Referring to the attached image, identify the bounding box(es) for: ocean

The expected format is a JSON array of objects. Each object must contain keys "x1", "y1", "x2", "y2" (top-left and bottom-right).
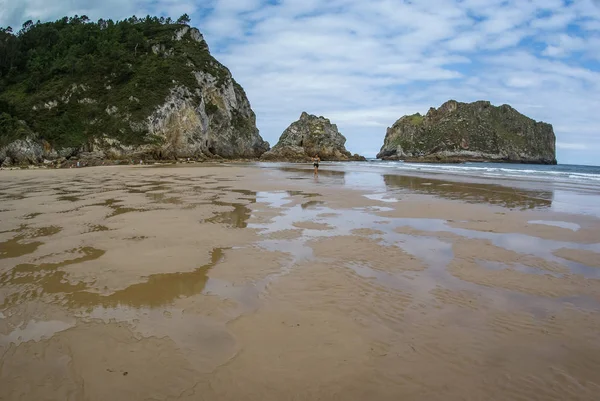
[
  {"x1": 334, "y1": 160, "x2": 600, "y2": 186},
  {"x1": 260, "y1": 160, "x2": 600, "y2": 217}
]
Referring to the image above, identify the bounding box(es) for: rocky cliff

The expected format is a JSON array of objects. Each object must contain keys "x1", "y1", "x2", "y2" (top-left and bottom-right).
[
  {"x1": 0, "y1": 16, "x2": 268, "y2": 167},
  {"x1": 377, "y1": 100, "x2": 556, "y2": 164},
  {"x1": 261, "y1": 112, "x2": 365, "y2": 162}
]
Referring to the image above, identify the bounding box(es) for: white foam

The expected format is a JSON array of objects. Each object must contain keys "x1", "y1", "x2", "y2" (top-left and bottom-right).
[{"x1": 372, "y1": 161, "x2": 600, "y2": 185}]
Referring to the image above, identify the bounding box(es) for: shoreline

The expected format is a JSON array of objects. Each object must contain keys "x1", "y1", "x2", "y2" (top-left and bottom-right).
[
  {"x1": 1, "y1": 164, "x2": 600, "y2": 400},
  {"x1": 0, "y1": 154, "x2": 572, "y2": 171},
  {"x1": 379, "y1": 156, "x2": 558, "y2": 165}
]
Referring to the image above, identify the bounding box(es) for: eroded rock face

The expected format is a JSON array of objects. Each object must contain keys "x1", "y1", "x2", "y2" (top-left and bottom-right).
[
  {"x1": 0, "y1": 138, "x2": 44, "y2": 166},
  {"x1": 261, "y1": 112, "x2": 365, "y2": 162},
  {"x1": 0, "y1": 26, "x2": 268, "y2": 166},
  {"x1": 377, "y1": 100, "x2": 557, "y2": 164},
  {"x1": 134, "y1": 76, "x2": 268, "y2": 160}
]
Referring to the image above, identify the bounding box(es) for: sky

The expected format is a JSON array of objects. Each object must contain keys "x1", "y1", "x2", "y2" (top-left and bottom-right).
[{"x1": 1, "y1": 0, "x2": 600, "y2": 165}]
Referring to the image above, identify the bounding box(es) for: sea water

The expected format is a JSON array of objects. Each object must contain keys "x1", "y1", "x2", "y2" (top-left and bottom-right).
[
  {"x1": 261, "y1": 160, "x2": 600, "y2": 217},
  {"x1": 330, "y1": 160, "x2": 600, "y2": 186}
]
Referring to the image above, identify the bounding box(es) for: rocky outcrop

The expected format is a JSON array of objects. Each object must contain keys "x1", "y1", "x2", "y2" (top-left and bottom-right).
[
  {"x1": 105, "y1": 77, "x2": 269, "y2": 160},
  {"x1": 0, "y1": 138, "x2": 44, "y2": 166},
  {"x1": 0, "y1": 22, "x2": 269, "y2": 167},
  {"x1": 261, "y1": 112, "x2": 365, "y2": 162},
  {"x1": 377, "y1": 100, "x2": 556, "y2": 164}
]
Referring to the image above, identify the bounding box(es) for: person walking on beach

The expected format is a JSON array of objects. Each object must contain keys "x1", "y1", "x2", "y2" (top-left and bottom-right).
[{"x1": 312, "y1": 154, "x2": 320, "y2": 176}]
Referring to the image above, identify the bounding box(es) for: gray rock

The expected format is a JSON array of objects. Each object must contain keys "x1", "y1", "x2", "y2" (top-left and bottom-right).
[
  {"x1": 189, "y1": 28, "x2": 209, "y2": 51},
  {"x1": 57, "y1": 148, "x2": 78, "y2": 158},
  {"x1": 174, "y1": 27, "x2": 189, "y2": 41},
  {"x1": 139, "y1": 73, "x2": 269, "y2": 159},
  {"x1": 377, "y1": 100, "x2": 556, "y2": 164},
  {"x1": 261, "y1": 112, "x2": 365, "y2": 161},
  {"x1": 1, "y1": 138, "x2": 44, "y2": 165},
  {"x1": 44, "y1": 149, "x2": 59, "y2": 159},
  {"x1": 79, "y1": 151, "x2": 105, "y2": 160},
  {"x1": 1, "y1": 157, "x2": 12, "y2": 167}
]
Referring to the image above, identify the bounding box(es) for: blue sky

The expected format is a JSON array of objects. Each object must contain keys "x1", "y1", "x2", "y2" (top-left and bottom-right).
[{"x1": 1, "y1": 0, "x2": 599, "y2": 165}]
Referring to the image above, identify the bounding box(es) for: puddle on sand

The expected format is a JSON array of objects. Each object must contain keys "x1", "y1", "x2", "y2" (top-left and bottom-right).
[
  {"x1": 0, "y1": 193, "x2": 26, "y2": 200},
  {"x1": 382, "y1": 174, "x2": 553, "y2": 210},
  {"x1": 249, "y1": 191, "x2": 600, "y2": 309},
  {"x1": 68, "y1": 248, "x2": 225, "y2": 309},
  {"x1": 204, "y1": 202, "x2": 253, "y2": 228},
  {"x1": 93, "y1": 198, "x2": 149, "y2": 218},
  {"x1": 145, "y1": 192, "x2": 184, "y2": 205},
  {"x1": 199, "y1": 189, "x2": 258, "y2": 229},
  {"x1": 0, "y1": 237, "x2": 43, "y2": 260},
  {"x1": 1, "y1": 247, "x2": 106, "y2": 308},
  {"x1": 58, "y1": 195, "x2": 82, "y2": 202},
  {"x1": 364, "y1": 193, "x2": 399, "y2": 203},
  {"x1": 3, "y1": 247, "x2": 105, "y2": 280},
  {"x1": 481, "y1": 260, "x2": 564, "y2": 278},
  {"x1": 272, "y1": 166, "x2": 554, "y2": 210},
  {"x1": 125, "y1": 236, "x2": 149, "y2": 241},
  {"x1": 231, "y1": 189, "x2": 257, "y2": 196},
  {"x1": 22, "y1": 212, "x2": 42, "y2": 220},
  {"x1": 257, "y1": 191, "x2": 293, "y2": 208},
  {"x1": 301, "y1": 200, "x2": 325, "y2": 209},
  {"x1": 529, "y1": 220, "x2": 581, "y2": 232},
  {"x1": 107, "y1": 206, "x2": 148, "y2": 218},
  {"x1": 286, "y1": 190, "x2": 321, "y2": 198},
  {"x1": 0, "y1": 226, "x2": 62, "y2": 260},
  {"x1": 86, "y1": 224, "x2": 110, "y2": 233}
]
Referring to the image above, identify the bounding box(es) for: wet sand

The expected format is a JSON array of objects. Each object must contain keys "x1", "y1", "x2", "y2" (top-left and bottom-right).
[{"x1": 1, "y1": 163, "x2": 600, "y2": 400}]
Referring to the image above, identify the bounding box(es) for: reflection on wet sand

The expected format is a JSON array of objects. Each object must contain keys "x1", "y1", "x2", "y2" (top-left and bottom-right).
[
  {"x1": 1, "y1": 247, "x2": 105, "y2": 308},
  {"x1": 278, "y1": 166, "x2": 346, "y2": 183},
  {"x1": 70, "y1": 248, "x2": 224, "y2": 308},
  {"x1": 204, "y1": 193, "x2": 257, "y2": 228},
  {"x1": 275, "y1": 165, "x2": 554, "y2": 210},
  {"x1": 0, "y1": 226, "x2": 62, "y2": 260},
  {"x1": 91, "y1": 198, "x2": 150, "y2": 217},
  {"x1": 207, "y1": 203, "x2": 253, "y2": 228},
  {"x1": 383, "y1": 174, "x2": 553, "y2": 209},
  {"x1": 1, "y1": 165, "x2": 600, "y2": 401}
]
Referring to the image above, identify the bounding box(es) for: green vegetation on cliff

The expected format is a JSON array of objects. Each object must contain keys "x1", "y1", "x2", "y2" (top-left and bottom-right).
[{"x1": 0, "y1": 15, "x2": 231, "y2": 149}]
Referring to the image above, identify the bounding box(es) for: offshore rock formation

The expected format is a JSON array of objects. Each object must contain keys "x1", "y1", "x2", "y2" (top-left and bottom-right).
[
  {"x1": 261, "y1": 112, "x2": 365, "y2": 162},
  {"x1": 377, "y1": 100, "x2": 556, "y2": 164}
]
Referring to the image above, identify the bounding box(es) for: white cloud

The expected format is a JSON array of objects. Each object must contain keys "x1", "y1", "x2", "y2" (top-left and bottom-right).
[
  {"x1": 542, "y1": 34, "x2": 587, "y2": 57},
  {"x1": 531, "y1": 9, "x2": 577, "y2": 30},
  {"x1": 1, "y1": 0, "x2": 599, "y2": 164},
  {"x1": 0, "y1": 0, "x2": 198, "y2": 28},
  {"x1": 556, "y1": 142, "x2": 588, "y2": 150}
]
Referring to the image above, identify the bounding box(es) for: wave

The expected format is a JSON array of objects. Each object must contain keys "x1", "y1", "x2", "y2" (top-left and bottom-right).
[{"x1": 329, "y1": 160, "x2": 600, "y2": 185}]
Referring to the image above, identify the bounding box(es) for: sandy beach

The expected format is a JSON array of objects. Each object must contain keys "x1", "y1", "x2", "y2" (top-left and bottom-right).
[{"x1": 1, "y1": 163, "x2": 600, "y2": 400}]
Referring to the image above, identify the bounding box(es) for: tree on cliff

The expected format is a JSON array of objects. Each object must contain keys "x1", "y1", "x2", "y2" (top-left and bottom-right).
[
  {"x1": 0, "y1": 15, "x2": 205, "y2": 148},
  {"x1": 177, "y1": 14, "x2": 191, "y2": 24}
]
